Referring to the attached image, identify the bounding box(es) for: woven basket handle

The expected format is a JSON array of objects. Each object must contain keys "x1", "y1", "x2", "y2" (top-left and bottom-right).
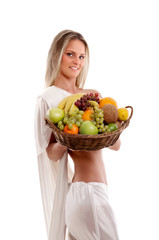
[{"x1": 125, "y1": 106, "x2": 133, "y2": 121}]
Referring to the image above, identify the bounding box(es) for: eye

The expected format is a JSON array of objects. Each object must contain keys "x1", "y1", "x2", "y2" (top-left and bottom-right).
[
  {"x1": 66, "y1": 53, "x2": 73, "y2": 57},
  {"x1": 79, "y1": 55, "x2": 85, "y2": 60}
]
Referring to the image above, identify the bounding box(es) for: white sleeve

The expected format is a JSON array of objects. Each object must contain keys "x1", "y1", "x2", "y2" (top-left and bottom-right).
[
  {"x1": 34, "y1": 96, "x2": 58, "y2": 236},
  {"x1": 34, "y1": 93, "x2": 74, "y2": 240},
  {"x1": 34, "y1": 96, "x2": 52, "y2": 156}
]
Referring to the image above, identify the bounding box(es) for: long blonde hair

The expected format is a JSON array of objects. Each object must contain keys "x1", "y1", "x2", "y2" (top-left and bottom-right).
[{"x1": 45, "y1": 30, "x2": 89, "y2": 88}]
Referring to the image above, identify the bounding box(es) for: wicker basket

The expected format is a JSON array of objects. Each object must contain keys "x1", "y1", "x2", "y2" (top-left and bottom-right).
[{"x1": 45, "y1": 106, "x2": 133, "y2": 151}]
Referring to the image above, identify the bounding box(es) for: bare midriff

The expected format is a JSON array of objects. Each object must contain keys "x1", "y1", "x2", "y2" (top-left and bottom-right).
[{"x1": 68, "y1": 149, "x2": 107, "y2": 185}]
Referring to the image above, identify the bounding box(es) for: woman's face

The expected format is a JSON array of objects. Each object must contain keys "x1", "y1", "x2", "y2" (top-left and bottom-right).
[{"x1": 60, "y1": 39, "x2": 86, "y2": 80}]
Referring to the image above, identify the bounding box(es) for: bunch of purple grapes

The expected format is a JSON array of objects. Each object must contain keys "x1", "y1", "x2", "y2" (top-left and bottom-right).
[{"x1": 75, "y1": 93, "x2": 100, "y2": 111}]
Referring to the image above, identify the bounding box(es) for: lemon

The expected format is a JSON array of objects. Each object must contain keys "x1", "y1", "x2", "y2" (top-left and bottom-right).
[{"x1": 118, "y1": 108, "x2": 129, "y2": 121}]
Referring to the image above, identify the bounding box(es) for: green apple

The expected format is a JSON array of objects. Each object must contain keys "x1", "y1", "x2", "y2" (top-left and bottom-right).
[
  {"x1": 48, "y1": 108, "x2": 64, "y2": 124},
  {"x1": 108, "y1": 123, "x2": 118, "y2": 132},
  {"x1": 80, "y1": 121, "x2": 98, "y2": 135}
]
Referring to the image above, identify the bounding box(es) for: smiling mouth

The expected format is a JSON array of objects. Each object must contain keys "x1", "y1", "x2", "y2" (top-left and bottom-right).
[{"x1": 70, "y1": 67, "x2": 79, "y2": 70}]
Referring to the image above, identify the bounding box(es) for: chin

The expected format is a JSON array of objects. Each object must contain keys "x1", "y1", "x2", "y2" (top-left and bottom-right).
[{"x1": 68, "y1": 73, "x2": 79, "y2": 79}]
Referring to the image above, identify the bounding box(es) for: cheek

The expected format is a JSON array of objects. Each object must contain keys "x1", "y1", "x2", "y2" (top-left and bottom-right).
[
  {"x1": 61, "y1": 55, "x2": 70, "y2": 66},
  {"x1": 61, "y1": 55, "x2": 66, "y2": 65},
  {"x1": 81, "y1": 60, "x2": 85, "y2": 68}
]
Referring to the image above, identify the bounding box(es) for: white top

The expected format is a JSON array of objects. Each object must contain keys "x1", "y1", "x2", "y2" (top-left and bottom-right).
[{"x1": 34, "y1": 86, "x2": 73, "y2": 240}]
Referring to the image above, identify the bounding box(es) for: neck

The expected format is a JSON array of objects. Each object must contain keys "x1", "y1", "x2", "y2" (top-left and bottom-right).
[{"x1": 54, "y1": 76, "x2": 79, "y2": 94}]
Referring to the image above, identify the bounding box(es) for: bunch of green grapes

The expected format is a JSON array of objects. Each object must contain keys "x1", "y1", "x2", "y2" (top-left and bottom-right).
[
  {"x1": 91, "y1": 107, "x2": 110, "y2": 133},
  {"x1": 57, "y1": 109, "x2": 84, "y2": 130}
]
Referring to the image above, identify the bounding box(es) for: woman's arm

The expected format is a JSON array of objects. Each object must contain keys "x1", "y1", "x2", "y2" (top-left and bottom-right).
[
  {"x1": 46, "y1": 133, "x2": 67, "y2": 161},
  {"x1": 109, "y1": 139, "x2": 121, "y2": 151}
]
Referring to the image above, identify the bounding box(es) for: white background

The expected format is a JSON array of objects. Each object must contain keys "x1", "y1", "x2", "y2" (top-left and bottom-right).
[{"x1": 0, "y1": 0, "x2": 159, "y2": 239}]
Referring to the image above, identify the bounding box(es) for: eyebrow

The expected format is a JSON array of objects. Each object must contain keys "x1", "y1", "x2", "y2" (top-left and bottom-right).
[{"x1": 65, "y1": 50, "x2": 85, "y2": 55}]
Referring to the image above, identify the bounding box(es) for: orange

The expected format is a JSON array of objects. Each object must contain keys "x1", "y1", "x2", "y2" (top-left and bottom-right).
[
  {"x1": 64, "y1": 124, "x2": 78, "y2": 134},
  {"x1": 82, "y1": 108, "x2": 94, "y2": 121},
  {"x1": 99, "y1": 97, "x2": 118, "y2": 109}
]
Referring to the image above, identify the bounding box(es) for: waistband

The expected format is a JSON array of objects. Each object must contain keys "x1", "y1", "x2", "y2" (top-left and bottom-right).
[{"x1": 70, "y1": 181, "x2": 108, "y2": 195}]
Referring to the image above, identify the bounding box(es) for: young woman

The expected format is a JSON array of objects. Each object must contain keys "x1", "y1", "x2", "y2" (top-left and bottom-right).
[{"x1": 35, "y1": 30, "x2": 121, "y2": 240}]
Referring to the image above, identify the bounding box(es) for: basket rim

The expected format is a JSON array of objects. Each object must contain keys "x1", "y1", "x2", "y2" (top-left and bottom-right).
[{"x1": 45, "y1": 106, "x2": 133, "y2": 139}]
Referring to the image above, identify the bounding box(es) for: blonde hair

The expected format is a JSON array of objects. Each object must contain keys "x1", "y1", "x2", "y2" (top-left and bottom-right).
[{"x1": 45, "y1": 30, "x2": 89, "y2": 88}]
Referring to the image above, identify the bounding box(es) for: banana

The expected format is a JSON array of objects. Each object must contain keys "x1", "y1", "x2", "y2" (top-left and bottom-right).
[
  {"x1": 88, "y1": 100, "x2": 99, "y2": 108},
  {"x1": 57, "y1": 95, "x2": 72, "y2": 110},
  {"x1": 69, "y1": 102, "x2": 78, "y2": 115},
  {"x1": 64, "y1": 93, "x2": 85, "y2": 114}
]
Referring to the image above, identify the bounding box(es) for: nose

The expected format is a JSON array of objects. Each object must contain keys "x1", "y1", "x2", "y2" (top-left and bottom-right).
[{"x1": 73, "y1": 56, "x2": 80, "y2": 65}]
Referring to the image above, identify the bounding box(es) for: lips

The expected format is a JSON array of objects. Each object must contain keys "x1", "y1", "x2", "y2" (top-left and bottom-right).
[{"x1": 70, "y1": 66, "x2": 79, "y2": 70}]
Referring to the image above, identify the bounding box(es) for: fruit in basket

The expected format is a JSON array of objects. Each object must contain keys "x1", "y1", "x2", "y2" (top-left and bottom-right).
[
  {"x1": 69, "y1": 103, "x2": 79, "y2": 115},
  {"x1": 47, "y1": 108, "x2": 64, "y2": 124},
  {"x1": 58, "y1": 92, "x2": 100, "y2": 114},
  {"x1": 90, "y1": 107, "x2": 108, "y2": 133},
  {"x1": 99, "y1": 97, "x2": 118, "y2": 109},
  {"x1": 102, "y1": 104, "x2": 118, "y2": 124},
  {"x1": 118, "y1": 108, "x2": 129, "y2": 121},
  {"x1": 75, "y1": 93, "x2": 100, "y2": 111},
  {"x1": 57, "y1": 93, "x2": 85, "y2": 112},
  {"x1": 57, "y1": 95, "x2": 72, "y2": 110},
  {"x1": 64, "y1": 124, "x2": 78, "y2": 134},
  {"x1": 115, "y1": 120, "x2": 122, "y2": 128},
  {"x1": 88, "y1": 100, "x2": 99, "y2": 108},
  {"x1": 56, "y1": 93, "x2": 130, "y2": 135},
  {"x1": 59, "y1": 109, "x2": 84, "y2": 129},
  {"x1": 57, "y1": 120, "x2": 65, "y2": 130},
  {"x1": 80, "y1": 121, "x2": 98, "y2": 135},
  {"x1": 64, "y1": 93, "x2": 85, "y2": 114},
  {"x1": 82, "y1": 108, "x2": 94, "y2": 121},
  {"x1": 108, "y1": 123, "x2": 118, "y2": 132}
]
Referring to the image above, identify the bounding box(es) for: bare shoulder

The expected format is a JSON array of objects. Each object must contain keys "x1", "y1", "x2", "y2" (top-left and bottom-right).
[
  {"x1": 78, "y1": 88, "x2": 102, "y2": 98},
  {"x1": 84, "y1": 89, "x2": 102, "y2": 98}
]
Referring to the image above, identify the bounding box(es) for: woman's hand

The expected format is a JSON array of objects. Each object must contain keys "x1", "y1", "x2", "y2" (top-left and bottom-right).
[
  {"x1": 109, "y1": 139, "x2": 121, "y2": 151},
  {"x1": 46, "y1": 133, "x2": 67, "y2": 161},
  {"x1": 46, "y1": 142, "x2": 67, "y2": 161}
]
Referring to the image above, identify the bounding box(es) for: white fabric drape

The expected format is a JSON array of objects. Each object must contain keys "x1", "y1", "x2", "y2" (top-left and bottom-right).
[{"x1": 34, "y1": 86, "x2": 74, "y2": 239}]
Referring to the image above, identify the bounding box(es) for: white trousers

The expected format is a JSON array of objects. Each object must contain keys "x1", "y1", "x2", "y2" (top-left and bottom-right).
[{"x1": 65, "y1": 182, "x2": 120, "y2": 240}]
